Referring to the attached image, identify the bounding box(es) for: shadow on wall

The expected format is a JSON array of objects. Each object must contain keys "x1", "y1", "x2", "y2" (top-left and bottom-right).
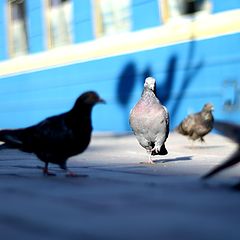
[
  {"x1": 116, "y1": 62, "x2": 137, "y2": 130},
  {"x1": 168, "y1": 40, "x2": 204, "y2": 123},
  {"x1": 157, "y1": 55, "x2": 177, "y2": 105},
  {"x1": 116, "y1": 39, "x2": 204, "y2": 131},
  {"x1": 116, "y1": 62, "x2": 137, "y2": 107}
]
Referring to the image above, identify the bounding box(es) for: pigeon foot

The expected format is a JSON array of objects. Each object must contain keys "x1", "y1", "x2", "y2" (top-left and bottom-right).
[
  {"x1": 38, "y1": 164, "x2": 56, "y2": 176},
  {"x1": 43, "y1": 169, "x2": 56, "y2": 176},
  {"x1": 65, "y1": 170, "x2": 88, "y2": 178},
  {"x1": 140, "y1": 158, "x2": 156, "y2": 164}
]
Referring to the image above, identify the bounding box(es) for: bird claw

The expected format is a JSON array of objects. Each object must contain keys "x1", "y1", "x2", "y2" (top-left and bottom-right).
[
  {"x1": 65, "y1": 171, "x2": 88, "y2": 178},
  {"x1": 139, "y1": 152, "x2": 157, "y2": 164},
  {"x1": 140, "y1": 160, "x2": 156, "y2": 165},
  {"x1": 151, "y1": 146, "x2": 161, "y2": 154},
  {"x1": 43, "y1": 170, "x2": 56, "y2": 176},
  {"x1": 39, "y1": 165, "x2": 56, "y2": 176}
]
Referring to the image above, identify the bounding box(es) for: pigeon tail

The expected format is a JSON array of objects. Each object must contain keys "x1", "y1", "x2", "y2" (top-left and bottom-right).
[
  {"x1": 152, "y1": 144, "x2": 168, "y2": 156},
  {"x1": 176, "y1": 123, "x2": 187, "y2": 136},
  {"x1": 0, "y1": 143, "x2": 8, "y2": 150},
  {"x1": 0, "y1": 129, "x2": 24, "y2": 149}
]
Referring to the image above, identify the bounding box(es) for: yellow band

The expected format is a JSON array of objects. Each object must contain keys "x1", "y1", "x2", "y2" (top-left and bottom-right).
[{"x1": 0, "y1": 9, "x2": 239, "y2": 77}]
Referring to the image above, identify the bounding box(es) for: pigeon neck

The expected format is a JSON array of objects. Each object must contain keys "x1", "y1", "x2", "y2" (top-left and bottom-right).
[
  {"x1": 142, "y1": 87, "x2": 156, "y2": 98},
  {"x1": 201, "y1": 108, "x2": 211, "y2": 115},
  {"x1": 201, "y1": 110, "x2": 213, "y2": 121},
  {"x1": 70, "y1": 103, "x2": 94, "y2": 118}
]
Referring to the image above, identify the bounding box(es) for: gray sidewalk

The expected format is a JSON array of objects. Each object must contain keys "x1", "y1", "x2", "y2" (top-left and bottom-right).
[{"x1": 0, "y1": 132, "x2": 239, "y2": 240}]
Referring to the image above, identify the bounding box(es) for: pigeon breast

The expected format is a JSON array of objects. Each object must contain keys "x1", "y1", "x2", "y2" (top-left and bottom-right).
[{"x1": 129, "y1": 77, "x2": 169, "y2": 153}]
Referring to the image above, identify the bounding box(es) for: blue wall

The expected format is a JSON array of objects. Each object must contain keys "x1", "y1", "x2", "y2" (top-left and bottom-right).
[
  {"x1": 0, "y1": 0, "x2": 239, "y2": 132},
  {"x1": 0, "y1": 33, "x2": 239, "y2": 132}
]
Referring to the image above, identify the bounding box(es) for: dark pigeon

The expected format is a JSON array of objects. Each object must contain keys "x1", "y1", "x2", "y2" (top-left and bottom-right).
[
  {"x1": 129, "y1": 77, "x2": 169, "y2": 164},
  {"x1": 202, "y1": 121, "x2": 240, "y2": 189},
  {"x1": 0, "y1": 91, "x2": 105, "y2": 176},
  {"x1": 176, "y1": 103, "x2": 214, "y2": 142}
]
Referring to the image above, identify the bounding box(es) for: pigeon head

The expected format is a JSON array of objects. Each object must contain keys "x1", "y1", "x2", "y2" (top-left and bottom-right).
[
  {"x1": 202, "y1": 103, "x2": 214, "y2": 112},
  {"x1": 144, "y1": 77, "x2": 156, "y2": 91},
  {"x1": 73, "y1": 91, "x2": 105, "y2": 111}
]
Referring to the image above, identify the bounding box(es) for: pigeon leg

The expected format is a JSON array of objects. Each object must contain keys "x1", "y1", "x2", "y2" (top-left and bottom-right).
[
  {"x1": 189, "y1": 139, "x2": 195, "y2": 149},
  {"x1": 140, "y1": 151, "x2": 155, "y2": 164},
  {"x1": 148, "y1": 153, "x2": 155, "y2": 164},
  {"x1": 43, "y1": 162, "x2": 56, "y2": 176}
]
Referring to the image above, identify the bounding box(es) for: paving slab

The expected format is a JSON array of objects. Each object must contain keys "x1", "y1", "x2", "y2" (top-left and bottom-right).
[{"x1": 0, "y1": 132, "x2": 239, "y2": 240}]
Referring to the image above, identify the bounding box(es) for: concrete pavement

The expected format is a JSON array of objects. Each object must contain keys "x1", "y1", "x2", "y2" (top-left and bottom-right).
[{"x1": 0, "y1": 132, "x2": 239, "y2": 240}]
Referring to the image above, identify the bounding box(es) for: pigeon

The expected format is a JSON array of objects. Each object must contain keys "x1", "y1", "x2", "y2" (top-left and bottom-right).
[
  {"x1": 202, "y1": 121, "x2": 240, "y2": 187},
  {"x1": 129, "y1": 77, "x2": 169, "y2": 164},
  {"x1": 0, "y1": 91, "x2": 105, "y2": 176},
  {"x1": 176, "y1": 103, "x2": 214, "y2": 142}
]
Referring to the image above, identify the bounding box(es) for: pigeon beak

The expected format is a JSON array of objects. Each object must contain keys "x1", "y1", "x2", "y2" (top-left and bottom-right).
[{"x1": 98, "y1": 98, "x2": 106, "y2": 104}]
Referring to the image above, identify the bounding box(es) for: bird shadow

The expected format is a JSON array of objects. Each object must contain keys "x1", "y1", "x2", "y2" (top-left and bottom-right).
[
  {"x1": 184, "y1": 145, "x2": 224, "y2": 150},
  {"x1": 153, "y1": 155, "x2": 193, "y2": 164}
]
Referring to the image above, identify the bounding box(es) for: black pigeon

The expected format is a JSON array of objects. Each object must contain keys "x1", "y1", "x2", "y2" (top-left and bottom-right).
[
  {"x1": 129, "y1": 77, "x2": 169, "y2": 164},
  {"x1": 202, "y1": 121, "x2": 240, "y2": 185},
  {"x1": 0, "y1": 91, "x2": 105, "y2": 176},
  {"x1": 176, "y1": 103, "x2": 214, "y2": 142}
]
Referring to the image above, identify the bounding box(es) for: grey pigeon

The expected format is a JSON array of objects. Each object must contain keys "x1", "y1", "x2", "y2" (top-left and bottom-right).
[
  {"x1": 202, "y1": 121, "x2": 240, "y2": 188},
  {"x1": 176, "y1": 103, "x2": 214, "y2": 142},
  {"x1": 0, "y1": 91, "x2": 105, "y2": 176},
  {"x1": 129, "y1": 77, "x2": 169, "y2": 164}
]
